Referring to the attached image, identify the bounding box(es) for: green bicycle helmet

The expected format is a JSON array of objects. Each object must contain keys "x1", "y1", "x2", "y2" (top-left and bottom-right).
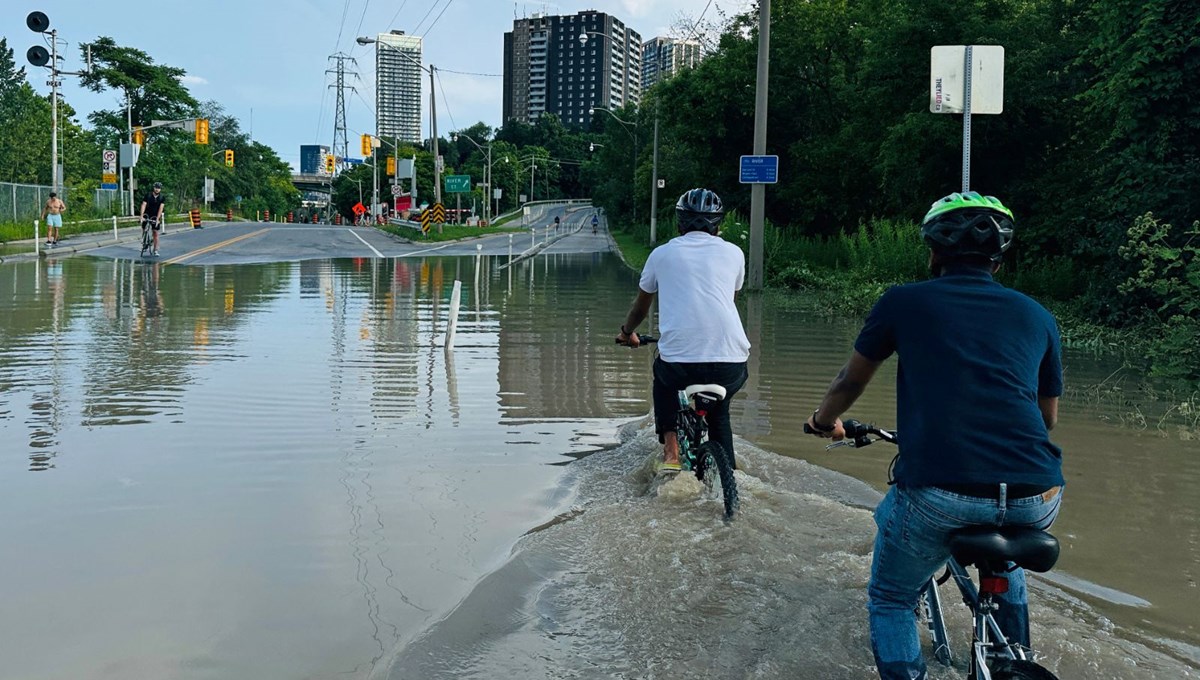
[{"x1": 921, "y1": 191, "x2": 1014, "y2": 262}]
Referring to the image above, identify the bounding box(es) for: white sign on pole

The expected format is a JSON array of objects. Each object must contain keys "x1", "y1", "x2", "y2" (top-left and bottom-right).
[
  {"x1": 657, "y1": 179, "x2": 665, "y2": 189},
  {"x1": 119, "y1": 143, "x2": 141, "y2": 167},
  {"x1": 436, "y1": 155, "x2": 444, "y2": 173},
  {"x1": 930, "y1": 45, "x2": 1004, "y2": 114},
  {"x1": 493, "y1": 188, "x2": 502, "y2": 200},
  {"x1": 519, "y1": 194, "x2": 527, "y2": 204},
  {"x1": 102, "y1": 149, "x2": 117, "y2": 174},
  {"x1": 397, "y1": 158, "x2": 414, "y2": 179},
  {"x1": 391, "y1": 184, "x2": 404, "y2": 197},
  {"x1": 204, "y1": 178, "x2": 215, "y2": 202}
]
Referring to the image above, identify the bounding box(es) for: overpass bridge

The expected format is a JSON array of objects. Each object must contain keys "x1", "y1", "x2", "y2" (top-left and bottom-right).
[{"x1": 292, "y1": 173, "x2": 333, "y2": 194}]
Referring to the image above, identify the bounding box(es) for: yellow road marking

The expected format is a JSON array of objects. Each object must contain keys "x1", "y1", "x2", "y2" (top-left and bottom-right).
[{"x1": 163, "y1": 228, "x2": 270, "y2": 266}]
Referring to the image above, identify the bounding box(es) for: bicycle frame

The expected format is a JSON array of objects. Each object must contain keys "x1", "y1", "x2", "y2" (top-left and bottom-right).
[{"x1": 931, "y1": 559, "x2": 1033, "y2": 678}]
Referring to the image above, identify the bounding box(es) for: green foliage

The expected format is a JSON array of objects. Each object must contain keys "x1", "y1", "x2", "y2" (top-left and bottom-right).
[{"x1": 1117, "y1": 213, "x2": 1200, "y2": 320}]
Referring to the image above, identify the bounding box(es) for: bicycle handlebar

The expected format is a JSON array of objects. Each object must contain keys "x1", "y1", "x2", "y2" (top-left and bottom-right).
[
  {"x1": 615, "y1": 334, "x2": 657, "y2": 346},
  {"x1": 804, "y1": 418, "x2": 897, "y2": 449}
]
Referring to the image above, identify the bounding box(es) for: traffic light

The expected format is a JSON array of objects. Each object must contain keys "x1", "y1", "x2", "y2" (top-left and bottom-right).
[
  {"x1": 325, "y1": 154, "x2": 336, "y2": 174},
  {"x1": 361, "y1": 134, "x2": 373, "y2": 157},
  {"x1": 133, "y1": 126, "x2": 144, "y2": 146},
  {"x1": 224, "y1": 149, "x2": 234, "y2": 167},
  {"x1": 195, "y1": 118, "x2": 209, "y2": 144},
  {"x1": 386, "y1": 156, "x2": 395, "y2": 176}
]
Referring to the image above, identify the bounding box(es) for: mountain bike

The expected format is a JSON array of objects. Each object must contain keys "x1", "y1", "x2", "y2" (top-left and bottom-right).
[
  {"x1": 140, "y1": 217, "x2": 157, "y2": 257},
  {"x1": 616, "y1": 334, "x2": 740, "y2": 519},
  {"x1": 816, "y1": 420, "x2": 1061, "y2": 680}
]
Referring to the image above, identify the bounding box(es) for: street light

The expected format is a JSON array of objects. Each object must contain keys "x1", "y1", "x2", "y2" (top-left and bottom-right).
[
  {"x1": 356, "y1": 35, "x2": 444, "y2": 232},
  {"x1": 453, "y1": 132, "x2": 493, "y2": 224}
]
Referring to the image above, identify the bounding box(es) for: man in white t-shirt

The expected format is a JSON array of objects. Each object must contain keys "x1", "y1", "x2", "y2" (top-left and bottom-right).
[{"x1": 616, "y1": 188, "x2": 751, "y2": 473}]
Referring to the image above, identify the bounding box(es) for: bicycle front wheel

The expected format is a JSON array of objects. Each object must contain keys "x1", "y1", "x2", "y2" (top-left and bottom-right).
[
  {"x1": 698, "y1": 441, "x2": 739, "y2": 519},
  {"x1": 990, "y1": 659, "x2": 1059, "y2": 680}
]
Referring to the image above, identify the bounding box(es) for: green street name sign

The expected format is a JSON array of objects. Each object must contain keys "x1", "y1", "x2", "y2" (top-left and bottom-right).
[{"x1": 444, "y1": 175, "x2": 471, "y2": 193}]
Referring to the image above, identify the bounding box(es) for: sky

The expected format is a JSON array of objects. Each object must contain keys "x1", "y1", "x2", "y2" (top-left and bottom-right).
[{"x1": 3, "y1": 0, "x2": 739, "y2": 170}]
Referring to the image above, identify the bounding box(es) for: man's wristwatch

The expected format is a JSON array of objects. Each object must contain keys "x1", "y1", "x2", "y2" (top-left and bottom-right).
[
  {"x1": 810, "y1": 409, "x2": 836, "y2": 433},
  {"x1": 620, "y1": 325, "x2": 632, "y2": 336}
]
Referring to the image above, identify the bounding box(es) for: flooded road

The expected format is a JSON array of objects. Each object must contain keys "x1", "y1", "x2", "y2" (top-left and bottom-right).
[{"x1": 1, "y1": 252, "x2": 1196, "y2": 678}]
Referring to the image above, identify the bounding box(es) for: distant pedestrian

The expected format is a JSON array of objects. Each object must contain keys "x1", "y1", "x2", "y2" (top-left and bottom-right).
[{"x1": 41, "y1": 192, "x2": 65, "y2": 245}]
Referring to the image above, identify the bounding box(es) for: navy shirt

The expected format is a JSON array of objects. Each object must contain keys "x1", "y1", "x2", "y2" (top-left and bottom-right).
[{"x1": 854, "y1": 267, "x2": 1064, "y2": 488}]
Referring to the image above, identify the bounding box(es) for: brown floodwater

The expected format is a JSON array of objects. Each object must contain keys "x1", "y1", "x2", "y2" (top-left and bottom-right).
[{"x1": 0, "y1": 253, "x2": 1195, "y2": 679}]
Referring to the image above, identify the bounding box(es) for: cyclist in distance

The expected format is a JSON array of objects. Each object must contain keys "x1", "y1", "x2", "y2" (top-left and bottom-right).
[
  {"x1": 804, "y1": 192, "x2": 1064, "y2": 680},
  {"x1": 616, "y1": 188, "x2": 751, "y2": 474},
  {"x1": 592, "y1": 213, "x2": 599, "y2": 234},
  {"x1": 139, "y1": 181, "x2": 166, "y2": 256}
]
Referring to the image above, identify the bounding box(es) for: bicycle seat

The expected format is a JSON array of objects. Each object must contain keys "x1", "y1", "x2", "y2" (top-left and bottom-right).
[
  {"x1": 948, "y1": 527, "x2": 1060, "y2": 573},
  {"x1": 684, "y1": 384, "x2": 727, "y2": 401}
]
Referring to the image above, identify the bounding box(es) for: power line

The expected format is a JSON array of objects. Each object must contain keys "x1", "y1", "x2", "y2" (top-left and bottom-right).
[
  {"x1": 437, "y1": 67, "x2": 502, "y2": 78},
  {"x1": 410, "y1": 0, "x2": 442, "y2": 36},
  {"x1": 436, "y1": 72, "x2": 457, "y2": 131},
  {"x1": 421, "y1": 0, "x2": 458, "y2": 38},
  {"x1": 353, "y1": 0, "x2": 373, "y2": 42},
  {"x1": 385, "y1": 0, "x2": 411, "y2": 31},
  {"x1": 333, "y1": 0, "x2": 354, "y2": 51}
]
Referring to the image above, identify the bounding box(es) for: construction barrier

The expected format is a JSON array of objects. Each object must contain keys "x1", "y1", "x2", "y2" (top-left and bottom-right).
[
  {"x1": 189, "y1": 208, "x2": 202, "y2": 228},
  {"x1": 263, "y1": 209, "x2": 270, "y2": 222},
  {"x1": 287, "y1": 211, "x2": 294, "y2": 223},
  {"x1": 226, "y1": 208, "x2": 233, "y2": 222},
  {"x1": 334, "y1": 214, "x2": 342, "y2": 226}
]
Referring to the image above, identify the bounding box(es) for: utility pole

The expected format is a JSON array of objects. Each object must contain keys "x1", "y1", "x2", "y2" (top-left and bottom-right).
[
  {"x1": 649, "y1": 106, "x2": 660, "y2": 244},
  {"x1": 748, "y1": 0, "x2": 771, "y2": 290},
  {"x1": 430, "y1": 65, "x2": 442, "y2": 233}
]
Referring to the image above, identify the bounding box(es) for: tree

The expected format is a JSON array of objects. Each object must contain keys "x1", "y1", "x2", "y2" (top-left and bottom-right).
[{"x1": 78, "y1": 37, "x2": 200, "y2": 142}]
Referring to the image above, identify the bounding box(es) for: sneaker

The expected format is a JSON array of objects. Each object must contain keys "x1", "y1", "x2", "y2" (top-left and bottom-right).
[
  {"x1": 152, "y1": 248, "x2": 159, "y2": 256},
  {"x1": 656, "y1": 460, "x2": 682, "y2": 476}
]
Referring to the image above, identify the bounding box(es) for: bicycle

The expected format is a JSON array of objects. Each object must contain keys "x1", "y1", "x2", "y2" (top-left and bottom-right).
[
  {"x1": 140, "y1": 217, "x2": 157, "y2": 257},
  {"x1": 616, "y1": 334, "x2": 740, "y2": 519},
  {"x1": 814, "y1": 420, "x2": 1061, "y2": 680}
]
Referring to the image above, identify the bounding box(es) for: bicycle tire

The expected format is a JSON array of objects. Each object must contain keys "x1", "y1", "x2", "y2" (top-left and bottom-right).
[
  {"x1": 698, "y1": 441, "x2": 739, "y2": 519},
  {"x1": 140, "y1": 226, "x2": 153, "y2": 256},
  {"x1": 990, "y1": 659, "x2": 1058, "y2": 680}
]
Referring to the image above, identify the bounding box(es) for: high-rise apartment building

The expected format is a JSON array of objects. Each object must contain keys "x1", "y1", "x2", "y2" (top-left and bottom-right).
[
  {"x1": 374, "y1": 31, "x2": 422, "y2": 144},
  {"x1": 642, "y1": 37, "x2": 703, "y2": 90},
  {"x1": 503, "y1": 10, "x2": 642, "y2": 127}
]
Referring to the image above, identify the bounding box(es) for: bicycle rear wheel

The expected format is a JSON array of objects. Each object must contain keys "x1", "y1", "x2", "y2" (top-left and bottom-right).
[
  {"x1": 698, "y1": 441, "x2": 738, "y2": 519},
  {"x1": 990, "y1": 659, "x2": 1058, "y2": 679},
  {"x1": 140, "y1": 227, "x2": 152, "y2": 256}
]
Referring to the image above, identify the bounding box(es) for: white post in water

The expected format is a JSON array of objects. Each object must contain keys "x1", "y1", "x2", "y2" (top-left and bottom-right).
[
  {"x1": 508, "y1": 233, "x2": 514, "y2": 265},
  {"x1": 445, "y1": 280, "x2": 462, "y2": 349},
  {"x1": 112, "y1": 215, "x2": 118, "y2": 241},
  {"x1": 34, "y1": 220, "x2": 40, "y2": 257},
  {"x1": 474, "y1": 244, "x2": 482, "y2": 289}
]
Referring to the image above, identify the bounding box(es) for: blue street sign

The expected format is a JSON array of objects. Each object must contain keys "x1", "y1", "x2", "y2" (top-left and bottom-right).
[
  {"x1": 345, "y1": 158, "x2": 364, "y2": 166},
  {"x1": 739, "y1": 155, "x2": 779, "y2": 184},
  {"x1": 100, "y1": 183, "x2": 118, "y2": 191}
]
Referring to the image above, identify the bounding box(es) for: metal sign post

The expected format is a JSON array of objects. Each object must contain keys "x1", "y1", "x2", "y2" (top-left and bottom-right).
[{"x1": 931, "y1": 45, "x2": 1004, "y2": 193}]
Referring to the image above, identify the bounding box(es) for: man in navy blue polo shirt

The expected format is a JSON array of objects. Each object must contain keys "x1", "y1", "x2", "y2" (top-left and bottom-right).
[{"x1": 805, "y1": 192, "x2": 1064, "y2": 680}]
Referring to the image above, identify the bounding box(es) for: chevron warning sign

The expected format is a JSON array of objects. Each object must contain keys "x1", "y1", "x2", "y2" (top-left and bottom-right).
[
  {"x1": 420, "y1": 207, "x2": 433, "y2": 234},
  {"x1": 430, "y1": 202, "x2": 446, "y2": 225}
]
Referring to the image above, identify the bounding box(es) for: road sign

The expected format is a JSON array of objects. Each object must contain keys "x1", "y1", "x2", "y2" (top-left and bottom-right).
[
  {"x1": 657, "y1": 179, "x2": 665, "y2": 189},
  {"x1": 391, "y1": 184, "x2": 405, "y2": 197},
  {"x1": 931, "y1": 45, "x2": 1004, "y2": 114},
  {"x1": 352, "y1": 202, "x2": 367, "y2": 216},
  {"x1": 444, "y1": 175, "x2": 471, "y2": 193},
  {"x1": 739, "y1": 155, "x2": 779, "y2": 184},
  {"x1": 102, "y1": 149, "x2": 117, "y2": 173},
  {"x1": 420, "y1": 207, "x2": 433, "y2": 233},
  {"x1": 493, "y1": 188, "x2": 502, "y2": 200},
  {"x1": 430, "y1": 203, "x2": 447, "y2": 225}
]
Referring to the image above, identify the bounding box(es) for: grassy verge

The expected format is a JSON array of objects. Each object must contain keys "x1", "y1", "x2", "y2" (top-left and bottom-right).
[
  {"x1": 609, "y1": 226, "x2": 655, "y2": 270},
  {"x1": 379, "y1": 223, "x2": 525, "y2": 243}
]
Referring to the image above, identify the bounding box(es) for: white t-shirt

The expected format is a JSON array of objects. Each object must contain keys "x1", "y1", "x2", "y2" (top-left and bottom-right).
[{"x1": 638, "y1": 231, "x2": 752, "y2": 363}]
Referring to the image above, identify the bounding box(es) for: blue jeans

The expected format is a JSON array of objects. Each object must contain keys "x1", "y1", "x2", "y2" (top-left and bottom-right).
[{"x1": 868, "y1": 484, "x2": 1062, "y2": 679}]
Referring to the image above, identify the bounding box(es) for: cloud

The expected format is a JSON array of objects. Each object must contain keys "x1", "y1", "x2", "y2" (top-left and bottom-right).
[{"x1": 178, "y1": 75, "x2": 209, "y2": 86}]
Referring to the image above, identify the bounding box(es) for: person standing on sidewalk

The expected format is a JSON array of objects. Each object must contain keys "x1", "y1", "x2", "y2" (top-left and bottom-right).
[
  {"x1": 41, "y1": 192, "x2": 66, "y2": 245},
  {"x1": 139, "y1": 182, "x2": 166, "y2": 256}
]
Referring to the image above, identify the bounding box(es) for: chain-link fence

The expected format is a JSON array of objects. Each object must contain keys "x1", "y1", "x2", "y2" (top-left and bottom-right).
[{"x1": 0, "y1": 182, "x2": 124, "y2": 222}]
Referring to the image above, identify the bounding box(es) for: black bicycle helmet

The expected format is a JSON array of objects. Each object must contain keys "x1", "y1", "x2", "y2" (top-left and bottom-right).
[
  {"x1": 920, "y1": 191, "x2": 1014, "y2": 262},
  {"x1": 153, "y1": 181, "x2": 163, "y2": 189},
  {"x1": 676, "y1": 188, "x2": 724, "y2": 234}
]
